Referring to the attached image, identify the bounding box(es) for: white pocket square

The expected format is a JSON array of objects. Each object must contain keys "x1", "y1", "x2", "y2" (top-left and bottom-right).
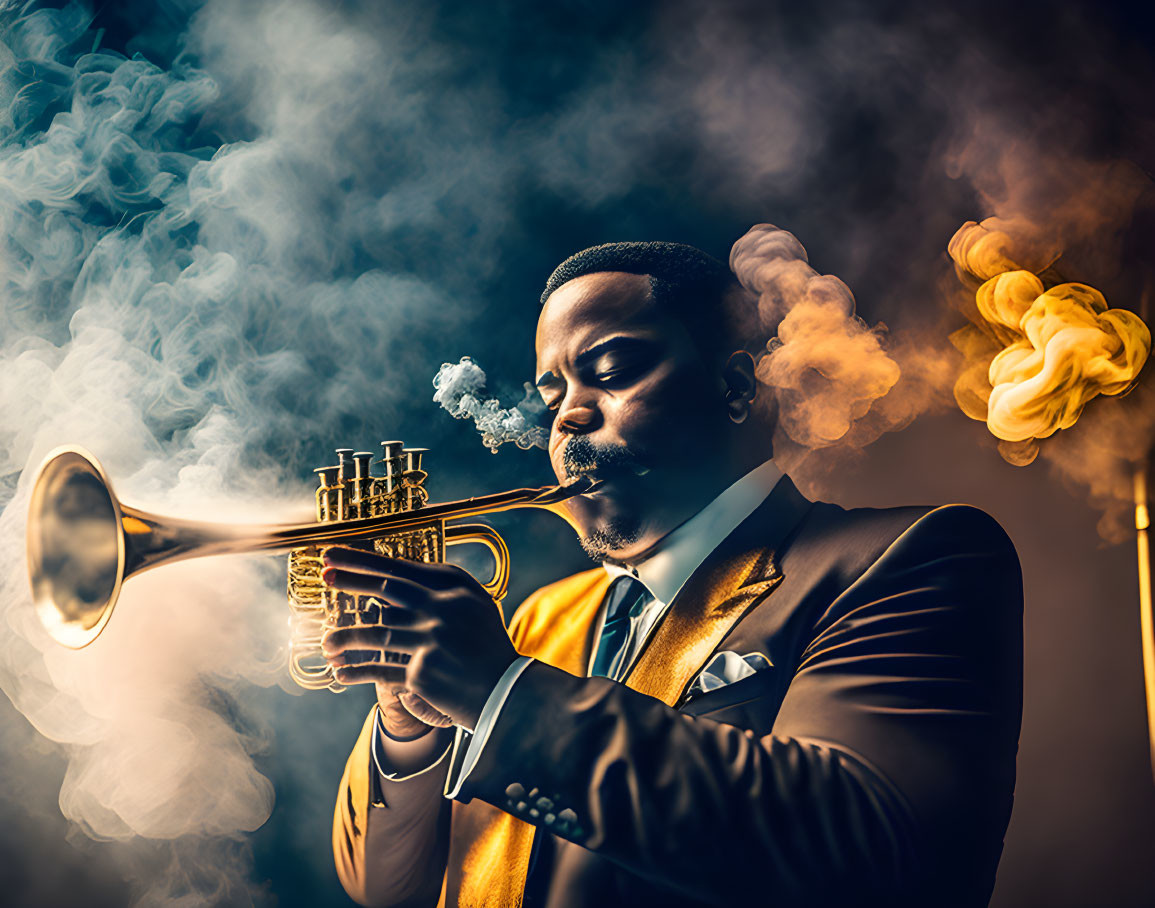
[{"x1": 687, "y1": 650, "x2": 772, "y2": 698}]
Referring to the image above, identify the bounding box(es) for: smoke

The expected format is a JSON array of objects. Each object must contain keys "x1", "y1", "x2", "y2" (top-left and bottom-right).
[
  {"x1": 0, "y1": 0, "x2": 288, "y2": 858},
  {"x1": 432, "y1": 357, "x2": 547, "y2": 453},
  {"x1": 729, "y1": 223, "x2": 902, "y2": 450},
  {"x1": 2, "y1": 0, "x2": 1154, "y2": 903},
  {"x1": 947, "y1": 238, "x2": 1151, "y2": 466},
  {"x1": 722, "y1": 222, "x2": 960, "y2": 488}
]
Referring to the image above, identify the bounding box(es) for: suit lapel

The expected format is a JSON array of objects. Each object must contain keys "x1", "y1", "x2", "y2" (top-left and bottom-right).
[{"x1": 624, "y1": 476, "x2": 813, "y2": 707}]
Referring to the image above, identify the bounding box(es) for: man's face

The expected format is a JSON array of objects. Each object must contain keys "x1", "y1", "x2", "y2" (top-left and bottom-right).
[{"x1": 535, "y1": 271, "x2": 735, "y2": 562}]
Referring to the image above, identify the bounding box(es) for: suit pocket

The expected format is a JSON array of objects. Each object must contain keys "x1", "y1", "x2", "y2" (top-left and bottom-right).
[{"x1": 679, "y1": 666, "x2": 780, "y2": 718}]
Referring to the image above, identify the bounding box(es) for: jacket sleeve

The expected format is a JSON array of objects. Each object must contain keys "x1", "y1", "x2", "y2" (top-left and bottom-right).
[
  {"x1": 332, "y1": 708, "x2": 454, "y2": 907},
  {"x1": 451, "y1": 505, "x2": 1023, "y2": 907}
]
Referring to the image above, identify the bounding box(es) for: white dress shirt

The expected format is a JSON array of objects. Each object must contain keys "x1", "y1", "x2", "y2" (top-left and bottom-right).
[{"x1": 379, "y1": 459, "x2": 783, "y2": 793}]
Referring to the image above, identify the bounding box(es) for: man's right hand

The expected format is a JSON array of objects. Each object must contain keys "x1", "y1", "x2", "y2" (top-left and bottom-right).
[{"x1": 376, "y1": 683, "x2": 453, "y2": 738}]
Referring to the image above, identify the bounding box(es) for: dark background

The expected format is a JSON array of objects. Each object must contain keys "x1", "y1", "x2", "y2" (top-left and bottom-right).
[{"x1": 1, "y1": 0, "x2": 1154, "y2": 904}]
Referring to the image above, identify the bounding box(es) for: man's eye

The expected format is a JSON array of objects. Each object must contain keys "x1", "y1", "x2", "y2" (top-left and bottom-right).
[{"x1": 594, "y1": 362, "x2": 647, "y2": 386}]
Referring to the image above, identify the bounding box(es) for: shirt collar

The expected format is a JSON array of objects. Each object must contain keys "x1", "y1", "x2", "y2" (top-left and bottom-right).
[{"x1": 602, "y1": 459, "x2": 783, "y2": 605}]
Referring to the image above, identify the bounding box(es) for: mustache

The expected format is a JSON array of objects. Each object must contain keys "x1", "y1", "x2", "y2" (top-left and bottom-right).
[{"x1": 561, "y1": 436, "x2": 647, "y2": 480}]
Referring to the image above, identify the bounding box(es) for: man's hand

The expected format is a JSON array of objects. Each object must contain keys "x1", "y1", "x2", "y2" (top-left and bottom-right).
[
  {"x1": 375, "y1": 683, "x2": 452, "y2": 738},
  {"x1": 320, "y1": 547, "x2": 520, "y2": 731}
]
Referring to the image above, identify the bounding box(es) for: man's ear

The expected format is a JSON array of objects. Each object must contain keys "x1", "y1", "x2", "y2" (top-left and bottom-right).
[{"x1": 721, "y1": 351, "x2": 757, "y2": 425}]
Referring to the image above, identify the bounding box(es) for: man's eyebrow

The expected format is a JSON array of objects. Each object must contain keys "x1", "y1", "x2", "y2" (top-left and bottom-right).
[
  {"x1": 574, "y1": 335, "x2": 651, "y2": 368},
  {"x1": 534, "y1": 370, "x2": 560, "y2": 388}
]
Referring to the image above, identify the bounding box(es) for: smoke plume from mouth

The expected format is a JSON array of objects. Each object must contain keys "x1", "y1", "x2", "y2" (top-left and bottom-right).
[{"x1": 432, "y1": 357, "x2": 549, "y2": 453}]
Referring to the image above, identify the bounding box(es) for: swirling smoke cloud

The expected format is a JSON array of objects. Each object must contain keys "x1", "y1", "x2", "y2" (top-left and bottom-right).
[
  {"x1": 941, "y1": 162, "x2": 1155, "y2": 540},
  {"x1": 947, "y1": 226, "x2": 1150, "y2": 467},
  {"x1": 0, "y1": 0, "x2": 292, "y2": 872}
]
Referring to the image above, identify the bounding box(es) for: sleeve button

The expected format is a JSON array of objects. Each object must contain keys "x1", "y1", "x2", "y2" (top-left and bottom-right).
[{"x1": 504, "y1": 783, "x2": 526, "y2": 800}]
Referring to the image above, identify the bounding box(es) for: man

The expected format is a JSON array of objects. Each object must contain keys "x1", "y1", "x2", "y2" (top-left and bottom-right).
[{"x1": 321, "y1": 242, "x2": 1023, "y2": 907}]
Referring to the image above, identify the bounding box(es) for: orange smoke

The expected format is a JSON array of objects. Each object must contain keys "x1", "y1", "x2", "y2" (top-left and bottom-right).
[
  {"x1": 730, "y1": 224, "x2": 902, "y2": 449},
  {"x1": 948, "y1": 219, "x2": 1151, "y2": 465}
]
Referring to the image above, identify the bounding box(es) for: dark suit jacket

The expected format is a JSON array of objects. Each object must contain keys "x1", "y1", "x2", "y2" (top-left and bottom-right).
[{"x1": 334, "y1": 477, "x2": 1023, "y2": 908}]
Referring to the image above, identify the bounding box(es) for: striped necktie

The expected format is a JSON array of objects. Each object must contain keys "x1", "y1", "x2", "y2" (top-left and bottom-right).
[{"x1": 591, "y1": 576, "x2": 652, "y2": 679}]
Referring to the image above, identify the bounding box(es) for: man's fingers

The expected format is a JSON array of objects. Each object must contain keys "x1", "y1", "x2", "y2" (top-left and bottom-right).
[
  {"x1": 323, "y1": 625, "x2": 388, "y2": 652},
  {"x1": 324, "y1": 626, "x2": 424, "y2": 654},
  {"x1": 334, "y1": 664, "x2": 406, "y2": 686},
  {"x1": 323, "y1": 546, "x2": 467, "y2": 590},
  {"x1": 327, "y1": 647, "x2": 383, "y2": 666},
  {"x1": 321, "y1": 567, "x2": 432, "y2": 606},
  {"x1": 320, "y1": 546, "x2": 395, "y2": 575}
]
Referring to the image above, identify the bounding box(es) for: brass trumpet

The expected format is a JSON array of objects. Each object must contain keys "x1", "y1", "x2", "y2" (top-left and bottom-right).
[{"x1": 26, "y1": 445, "x2": 590, "y2": 690}]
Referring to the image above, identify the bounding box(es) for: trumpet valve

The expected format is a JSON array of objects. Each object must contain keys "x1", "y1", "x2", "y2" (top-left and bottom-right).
[
  {"x1": 351, "y1": 451, "x2": 373, "y2": 518},
  {"x1": 314, "y1": 466, "x2": 340, "y2": 521},
  {"x1": 402, "y1": 447, "x2": 429, "y2": 510},
  {"x1": 380, "y1": 440, "x2": 404, "y2": 508}
]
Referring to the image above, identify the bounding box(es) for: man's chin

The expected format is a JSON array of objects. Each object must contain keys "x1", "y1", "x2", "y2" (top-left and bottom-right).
[{"x1": 576, "y1": 516, "x2": 644, "y2": 563}]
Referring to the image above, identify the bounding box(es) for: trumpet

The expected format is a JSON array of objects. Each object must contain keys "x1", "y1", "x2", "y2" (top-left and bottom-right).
[{"x1": 26, "y1": 444, "x2": 591, "y2": 691}]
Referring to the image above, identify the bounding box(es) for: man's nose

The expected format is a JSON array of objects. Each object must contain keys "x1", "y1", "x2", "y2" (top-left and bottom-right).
[{"x1": 556, "y1": 402, "x2": 602, "y2": 436}]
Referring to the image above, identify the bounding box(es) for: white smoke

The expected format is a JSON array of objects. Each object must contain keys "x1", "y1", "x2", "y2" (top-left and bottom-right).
[{"x1": 432, "y1": 356, "x2": 548, "y2": 452}]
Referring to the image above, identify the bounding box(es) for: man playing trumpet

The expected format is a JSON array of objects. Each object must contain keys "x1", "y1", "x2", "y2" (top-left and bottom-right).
[{"x1": 322, "y1": 242, "x2": 1023, "y2": 907}]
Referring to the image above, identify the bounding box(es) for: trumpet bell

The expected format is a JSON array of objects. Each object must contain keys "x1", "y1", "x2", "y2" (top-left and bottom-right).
[{"x1": 27, "y1": 447, "x2": 126, "y2": 649}]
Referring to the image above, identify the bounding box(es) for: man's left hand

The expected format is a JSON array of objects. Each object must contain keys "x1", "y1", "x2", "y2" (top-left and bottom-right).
[{"x1": 320, "y1": 546, "x2": 520, "y2": 731}]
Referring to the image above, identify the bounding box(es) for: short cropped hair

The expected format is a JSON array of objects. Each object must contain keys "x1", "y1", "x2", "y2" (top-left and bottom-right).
[{"x1": 540, "y1": 241, "x2": 756, "y2": 360}]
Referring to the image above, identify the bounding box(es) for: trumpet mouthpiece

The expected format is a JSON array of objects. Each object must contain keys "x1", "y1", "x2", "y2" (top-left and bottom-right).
[
  {"x1": 530, "y1": 474, "x2": 595, "y2": 505},
  {"x1": 564, "y1": 475, "x2": 595, "y2": 494}
]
